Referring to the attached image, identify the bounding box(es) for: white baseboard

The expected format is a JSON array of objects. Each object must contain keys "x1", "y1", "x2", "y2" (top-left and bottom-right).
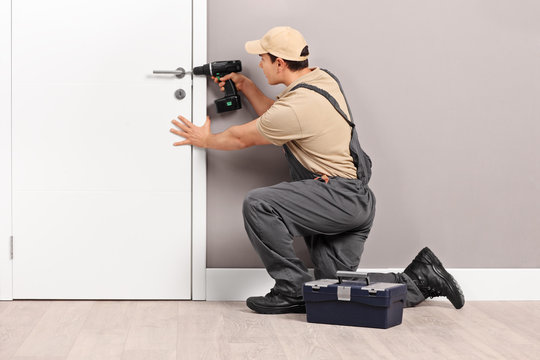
[{"x1": 206, "y1": 268, "x2": 540, "y2": 301}]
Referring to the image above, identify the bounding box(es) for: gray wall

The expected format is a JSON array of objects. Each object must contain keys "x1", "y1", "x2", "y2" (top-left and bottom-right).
[{"x1": 206, "y1": 0, "x2": 540, "y2": 268}]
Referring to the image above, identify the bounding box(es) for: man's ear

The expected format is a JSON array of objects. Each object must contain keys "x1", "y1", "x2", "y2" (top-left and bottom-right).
[{"x1": 276, "y1": 57, "x2": 287, "y2": 72}]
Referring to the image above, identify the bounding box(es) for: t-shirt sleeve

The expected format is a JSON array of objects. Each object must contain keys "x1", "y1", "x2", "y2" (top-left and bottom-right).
[{"x1": 256, "y1": 100, "x2": 303, "y2": 146}]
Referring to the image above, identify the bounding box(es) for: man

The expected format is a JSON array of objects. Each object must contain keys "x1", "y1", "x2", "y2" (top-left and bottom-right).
[{"x1": 171, "y1": 26, "x2": 465, "y2": 314}]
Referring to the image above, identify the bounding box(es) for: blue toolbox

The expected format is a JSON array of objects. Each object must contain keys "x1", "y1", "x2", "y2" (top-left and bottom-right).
[{"x1": 303, "y1": 271, "x2": 407, "y2": 329}]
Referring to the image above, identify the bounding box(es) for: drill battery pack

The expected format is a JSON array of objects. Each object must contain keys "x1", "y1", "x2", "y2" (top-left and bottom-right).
[{"x1": 215, "y1": 91, "x2": 241, "y2": 113}]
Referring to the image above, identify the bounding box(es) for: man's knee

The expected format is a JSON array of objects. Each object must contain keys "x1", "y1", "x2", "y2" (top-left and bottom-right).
[{"x1": 242, "y1": 188, "x2": 272, "y2": 220}]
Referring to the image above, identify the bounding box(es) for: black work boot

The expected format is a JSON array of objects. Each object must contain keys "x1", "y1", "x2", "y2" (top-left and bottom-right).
[
  {"x1": 404, "y1": 247, "x2": 465, "y2": 309},
  {"x1": 246, "y1": 289, "x2": 306, "y2": 314}
]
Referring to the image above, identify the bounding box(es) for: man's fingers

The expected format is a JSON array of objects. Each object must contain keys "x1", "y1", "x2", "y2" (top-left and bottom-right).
[
  {"x1": 173, "y1": 140, "x2": 191, "y2": 146},
  {"x1": 213, "y1": 76, "x2": 227, "y2": 91},
  {"x1": 172, "y1": 118, "x2": 191, "y2": 132},
  {"x1": 175, "y1": 115, "x2": 192, "y2": 127},
  {"x1": 219, "y1": 73, "x2": 233, "y2": 81},
  {"x1": 170, "y1": 128, "x2": 186, "y2": 137},
  {"x1": 171, "y1": 116, "x2": 193, "y2": 146},
  {"x1": 213, "y1": 73, "x2": 234, "y2": 90}
]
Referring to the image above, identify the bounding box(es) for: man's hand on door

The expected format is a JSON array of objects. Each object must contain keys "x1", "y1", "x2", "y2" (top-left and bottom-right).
[{"x1": 170, "y1": 115, "x2": 211, "y2": 148}]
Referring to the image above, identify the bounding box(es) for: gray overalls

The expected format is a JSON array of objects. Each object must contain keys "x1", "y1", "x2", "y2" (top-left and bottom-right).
[{"x1": 243, "y1": 70, "x2": 424, "y2": 306}]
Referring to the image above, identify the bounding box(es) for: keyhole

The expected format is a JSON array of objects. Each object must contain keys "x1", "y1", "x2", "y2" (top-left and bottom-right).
[{"x1": 175, "y1": 89, "x2": 186, "y2": 100}]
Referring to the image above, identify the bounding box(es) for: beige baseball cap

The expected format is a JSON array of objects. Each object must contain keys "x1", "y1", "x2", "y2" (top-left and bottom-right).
[{"x1": 245, "y1": 26, "x2": 308, "y2": 61}]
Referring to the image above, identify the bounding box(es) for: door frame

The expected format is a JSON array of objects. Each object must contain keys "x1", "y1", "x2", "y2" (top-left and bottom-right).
[
  {"x1": 191, "y1": 0, "x2": 207, "y2": 301},
  {"x1": 0, "y1": 0, "x2": 11, "y2": 301},
  {"x1": 0, "y1": 0, "x2": 207, "y2": 300}
]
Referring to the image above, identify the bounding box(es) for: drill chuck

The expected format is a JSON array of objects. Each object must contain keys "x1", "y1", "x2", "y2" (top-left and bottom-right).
[{"x1": 192, "y1": 64, "x2": 210, "y2": 76}]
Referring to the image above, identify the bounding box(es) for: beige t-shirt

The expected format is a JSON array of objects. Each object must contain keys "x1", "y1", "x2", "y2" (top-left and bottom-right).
[{"x1": 256, "y1": 67, "x2": 357, "y2": 179}]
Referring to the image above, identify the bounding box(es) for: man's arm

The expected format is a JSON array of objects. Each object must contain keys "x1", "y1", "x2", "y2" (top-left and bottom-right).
[
  {"x1": 171, "y1": 115, "x2": 271, "y2": 150},
  {"x1": 215, "y1": 73, "x2": 274, "y2": 116}
]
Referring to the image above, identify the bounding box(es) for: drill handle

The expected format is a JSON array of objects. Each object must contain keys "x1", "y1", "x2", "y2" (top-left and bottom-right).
[
  {"x1": 215, "y1": 78, "x2": 242, "y2": 113},
  {"x1": 223, "y1": 79, "x2": 238, "y2": 97}
]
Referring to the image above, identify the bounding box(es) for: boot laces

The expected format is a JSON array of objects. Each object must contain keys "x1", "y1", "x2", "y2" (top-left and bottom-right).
[{"x1": 422, "y1": 285, "x2": 443, "y2": 298}]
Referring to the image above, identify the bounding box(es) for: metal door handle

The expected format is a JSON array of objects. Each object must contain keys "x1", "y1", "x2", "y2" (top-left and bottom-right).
[{"x1": 153, "y1": 67, "x2": 188, "y2": 79}]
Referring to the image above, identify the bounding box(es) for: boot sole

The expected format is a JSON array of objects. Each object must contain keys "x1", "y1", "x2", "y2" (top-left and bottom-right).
[
  {"x1": 246, "y1": 300, "x2": 306, "y2": 314},
  {"x1": 421, "y1": 248, "x2": 465, "y2": 309}
]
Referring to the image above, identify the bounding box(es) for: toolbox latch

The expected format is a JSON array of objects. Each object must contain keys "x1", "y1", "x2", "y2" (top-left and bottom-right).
[
  {"x1": 337, "y1": 286, "x2": 351, "y2": 301},
  {"x1": 362, "y1": 282, "x2": 404, "y2": 296},
  {"x1": 305, "y1": 279, "x2": 339, "y2": 290}
]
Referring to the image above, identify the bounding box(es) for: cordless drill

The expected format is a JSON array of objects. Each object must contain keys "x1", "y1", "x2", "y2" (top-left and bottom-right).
[{"x1": 193, "y1": 60, "x2": 242, "y2": 113}]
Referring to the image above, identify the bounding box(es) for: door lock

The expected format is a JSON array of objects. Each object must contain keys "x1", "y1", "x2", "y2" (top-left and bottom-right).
[{"x1": 174, "y1": 89, "x2": 186, "y2": 100}]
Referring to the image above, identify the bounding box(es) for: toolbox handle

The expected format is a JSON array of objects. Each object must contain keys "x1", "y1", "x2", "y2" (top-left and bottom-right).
[{"x1": 336, "y1": 271, "x2": 370, "y2": 285}]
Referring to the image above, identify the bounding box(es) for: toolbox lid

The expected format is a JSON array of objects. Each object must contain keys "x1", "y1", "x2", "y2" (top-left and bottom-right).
[{"x1": 303, "y1": 281, "x2": 407, "y2": 307}]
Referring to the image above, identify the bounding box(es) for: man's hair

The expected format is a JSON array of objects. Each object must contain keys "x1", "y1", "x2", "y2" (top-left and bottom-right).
[{"x1": 268, "y1": 46, "x2": 309, "y2": 72}]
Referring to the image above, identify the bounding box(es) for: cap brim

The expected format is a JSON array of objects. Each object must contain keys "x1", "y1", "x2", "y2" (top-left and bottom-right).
[{"x1": 245, "y1": 40, "x2": 266, "y2": 55}]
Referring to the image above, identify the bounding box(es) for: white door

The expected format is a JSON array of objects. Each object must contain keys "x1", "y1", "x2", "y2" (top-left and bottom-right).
[{"x1": 12, "y1": 0, "x2": 193, "y2": 299}]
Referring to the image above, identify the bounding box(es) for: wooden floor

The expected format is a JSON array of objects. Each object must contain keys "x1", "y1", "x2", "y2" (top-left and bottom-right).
[{"x1": 0, "y1": 300, "x2": 538, "y2": 360}]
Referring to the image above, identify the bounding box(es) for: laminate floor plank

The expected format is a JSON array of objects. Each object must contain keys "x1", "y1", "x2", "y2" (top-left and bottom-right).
[
  {"x1": 65, "y1": 301, "x2": 138, "y2": 360},
  {"x1": 12, "y1": 301, "x2": 93, "y2": 359},
  {"x1": 221, "y1": 302, "x2": 288, "y2": 360},
  {"x1": 461, "y1": 301, "x2": 540, "y2": 358},
  {"x1": 0, "y1": 301, "x2": 52, "y2": 360},
  {"x1": 0, "y1": 300, "x2": 12, "y2": 315},
  {"x1": 177, "y1": 301, "x2": 288, "y2": 360},
  {"x1": 176, "y1": 301, "x2": 225, "y2": 360},
  {"x1": 475, "y1": 301, "x2": 540, "y2": 344},
  {"x1": 121, "y1": 301, "x2": 178, "y2": 360},
  {"x1": 270, "y1": 312, "x2": 348, "y2": 360}
]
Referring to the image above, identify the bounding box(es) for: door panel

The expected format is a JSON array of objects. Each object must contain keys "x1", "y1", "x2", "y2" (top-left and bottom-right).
[
  {"x1": 12, "y1": 0, "x2": 193, "y2": 299},
  {"x1": 13, "y1": 191, "x2": 191, "y2": 299}
]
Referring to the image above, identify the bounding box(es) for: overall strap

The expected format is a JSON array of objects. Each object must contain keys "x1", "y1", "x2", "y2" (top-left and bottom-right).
[
  {"x1": 319, "y1": 68, "x2": 356, "y2": 123},
  {"x1": 290, "y1": 82, "x2": 354, "y2": 128}
]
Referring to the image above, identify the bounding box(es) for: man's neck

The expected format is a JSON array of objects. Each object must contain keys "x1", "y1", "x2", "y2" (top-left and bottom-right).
[{"x1": 282, "y1": 67, "x2": 313, "y2": 87}]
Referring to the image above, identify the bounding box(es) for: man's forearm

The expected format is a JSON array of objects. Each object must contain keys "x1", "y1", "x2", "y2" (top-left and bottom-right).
[
  {"x1": 204, "y1": 120, "x2": 270, "y2": 150},
  {"x1": 241, "y1": 79, "x2": 275, "y2": 116},
  {"x1": 205, "y1": 126, "x2": 249, "y2": 151}
]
